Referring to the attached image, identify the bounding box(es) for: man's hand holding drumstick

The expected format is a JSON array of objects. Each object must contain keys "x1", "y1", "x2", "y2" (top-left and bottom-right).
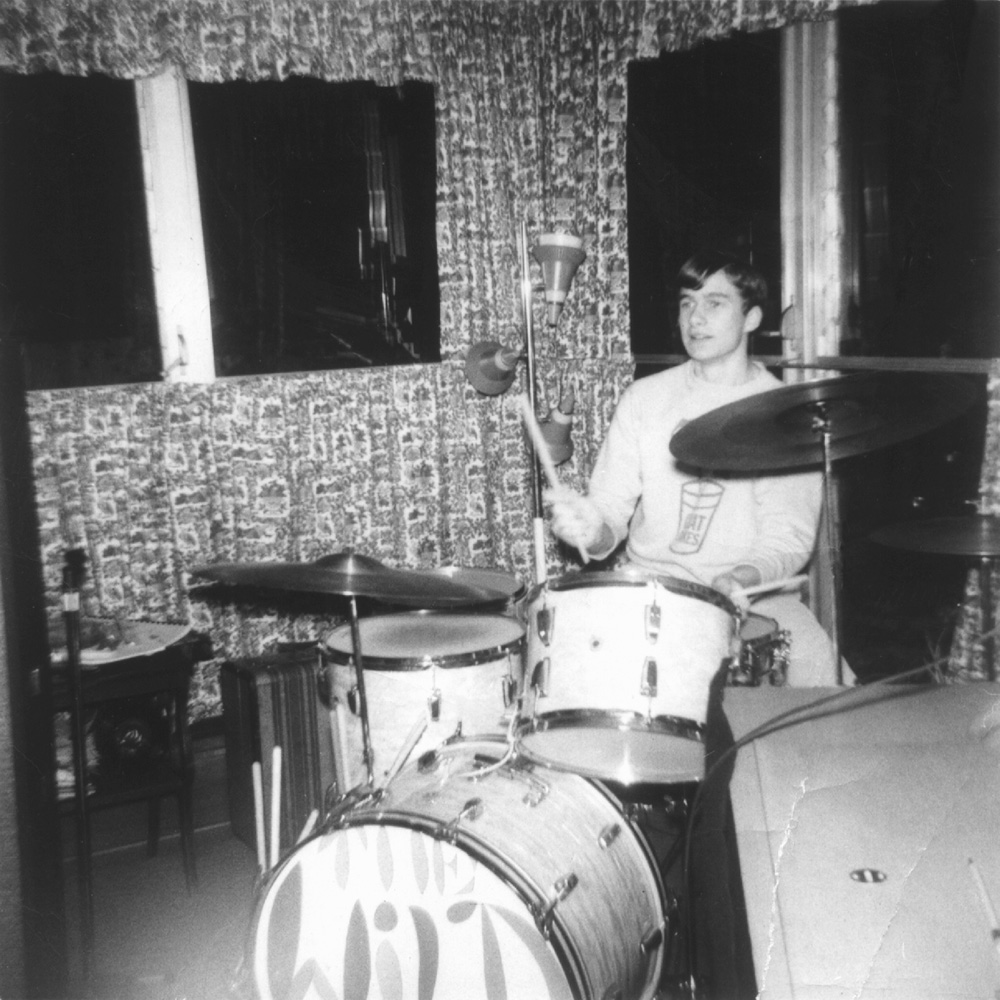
[{"x1": 517, "y1": 394, "x2": 611, "y2": 564}]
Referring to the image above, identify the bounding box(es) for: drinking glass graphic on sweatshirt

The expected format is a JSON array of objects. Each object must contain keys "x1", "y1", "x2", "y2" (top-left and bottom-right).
[
  {"x1": 668, "y1": 418, "x2": 724, "y2": 555},
  {"x1": 670, "y1": 477, "x2": 724, "y2": 554}
]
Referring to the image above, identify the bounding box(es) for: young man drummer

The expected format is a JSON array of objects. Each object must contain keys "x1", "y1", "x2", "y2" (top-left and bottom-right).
[{"x1": 547, "y1": 249, "x2": 846, "y2": 687}]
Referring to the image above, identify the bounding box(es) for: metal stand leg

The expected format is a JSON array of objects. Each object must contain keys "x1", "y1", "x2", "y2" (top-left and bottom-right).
[
  {"x1": 347, "y1": 595, "x2": 376, "y2": 786},
  {"x1": 63, "y1": 549, "x2": 93, "y2": 979},
  {"x1": 811, "y1": 405, "x2": 844, "y2": 684}
]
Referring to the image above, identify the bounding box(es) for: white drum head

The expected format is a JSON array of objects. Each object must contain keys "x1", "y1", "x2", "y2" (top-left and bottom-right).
[
  {"x1": 254, "y1": 823, "x2": 574, "y2": 1000},
  {"x1": 518, "y1": 718, "x2": 706, "y2": 784},
  {"x1": 740, "y1": 613, "x2": 777, "y2": 643},
  {"x1": 325, "y1": 612, "x2": 524, "y2": 669}
]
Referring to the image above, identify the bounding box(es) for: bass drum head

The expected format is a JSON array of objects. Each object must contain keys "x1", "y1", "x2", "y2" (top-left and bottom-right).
[
  {"x1": 250, "y1": 738, "x2": 664, "y2": 1000},
  {"x1": 253, "y1": 822, "x2": 576, "y2": 1000}
]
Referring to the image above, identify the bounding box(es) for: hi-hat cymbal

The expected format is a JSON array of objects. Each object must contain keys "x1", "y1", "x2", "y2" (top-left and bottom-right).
[
  {"x1": 669, "y1": 372, "x2": 979, "y2": 472},
  {"x1": 871, "y1": 515, "x2": 1000, "y2": 559},
  {"x1": 189, "y1": 552, "x2": 505, "y2": 608}
]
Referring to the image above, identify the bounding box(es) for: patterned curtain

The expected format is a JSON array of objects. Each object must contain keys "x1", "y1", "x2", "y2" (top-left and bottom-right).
[{"x1": 6, "y1": 0, "x2": 855, "y2": 718}]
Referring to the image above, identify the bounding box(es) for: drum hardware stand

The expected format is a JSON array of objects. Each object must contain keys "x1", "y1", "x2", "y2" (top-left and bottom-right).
[
  {"x1": 346, "y1": 594, "x2": 377, "y2": 787},
  {"x1": 63, "y1": 548, "x2": 94, "y2": 979},
  {"x1": 808, "y1": 401, "x2": 844, "y2": 685}
]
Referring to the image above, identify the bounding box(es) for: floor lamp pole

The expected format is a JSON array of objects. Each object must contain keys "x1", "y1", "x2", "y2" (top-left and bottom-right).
[{"x1": 519, "y1": 220, "x2": 547, "y2": 585}]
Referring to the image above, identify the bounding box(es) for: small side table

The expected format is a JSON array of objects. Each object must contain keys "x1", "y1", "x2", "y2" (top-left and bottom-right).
[{"x1": 52, "y1": 628, "x2": 213, "y2": 965}]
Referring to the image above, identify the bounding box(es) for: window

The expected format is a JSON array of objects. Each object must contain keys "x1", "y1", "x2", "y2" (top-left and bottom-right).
[
  {"x1": 0, "y1": 72, "x2": 439, "y2": 388},
  {"x1": 626, "y1": 30, "x2": 783, "y2": 368},
  {"x1": 0, "y1": 72, "x2": 160, "y2": 389},
  {"x1": 188, "y1": 78, "x2": 440, "y2": 377},
  {"x1": 839, "y1": 0, "x2": 999, "y2": 360}
]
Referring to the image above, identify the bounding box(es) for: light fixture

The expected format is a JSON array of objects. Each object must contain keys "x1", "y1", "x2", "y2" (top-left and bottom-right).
[
  {"x1": 537, "y1": 387, "x2": 575, "y2": 465},
  {"x1": 463, "y1": 340, "x2": 522, "y2": 396},
  {"x1": 464, "y1": 225, "x2": 586, "y2": 400},
  {"x1": 463, "y1": 221, "x2": 586, "y2": 583},
  {"x1": 533, "y1": 233, "x2": 586, "y2": 327}
]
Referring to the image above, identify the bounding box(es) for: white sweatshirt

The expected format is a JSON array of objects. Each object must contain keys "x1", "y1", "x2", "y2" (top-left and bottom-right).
[{"x1": 588, "y1": 361, "x2": 822, "y2": 586}]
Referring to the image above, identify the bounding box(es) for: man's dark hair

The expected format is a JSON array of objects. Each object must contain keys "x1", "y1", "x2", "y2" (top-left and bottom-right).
[{"x1": 678, "y1": 250, "x2": 768, "y2": 315}]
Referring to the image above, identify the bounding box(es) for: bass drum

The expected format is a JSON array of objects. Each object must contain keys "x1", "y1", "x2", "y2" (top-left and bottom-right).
[{"x1": 249, "y1": 738, "x2": 666, "y2": 1000}]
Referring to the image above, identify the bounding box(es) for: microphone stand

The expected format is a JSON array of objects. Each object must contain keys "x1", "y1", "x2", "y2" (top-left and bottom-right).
[{"x1": 63, "y1": 548, "x2": 93, "y2": 977}]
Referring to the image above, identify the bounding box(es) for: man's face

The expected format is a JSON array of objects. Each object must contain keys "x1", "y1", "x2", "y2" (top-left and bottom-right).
[{"x1": 678, "y1": 269, "x2": 762, "y2": 366}]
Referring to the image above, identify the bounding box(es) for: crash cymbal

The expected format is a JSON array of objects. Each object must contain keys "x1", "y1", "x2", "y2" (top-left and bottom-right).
[
  {"x1": 189, "y1": 551, "x2": 504, "y2": 608},
  {"x1": 871, "y1": 515, "x2": 1000, "y2": 559},
  {"x1": 669, "y1": 372, "x2": 979, "y2": 472},
  {"x1": 425, "y1": 566, "x2": 524, "y2": 599},
  {"x1": 379, "y1": 565, "x2": 525, "y2": 609}
]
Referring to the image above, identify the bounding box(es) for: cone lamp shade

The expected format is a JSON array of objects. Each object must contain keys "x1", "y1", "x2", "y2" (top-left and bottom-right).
[
  {"x1": 539, "y1": 410, "x2": 573, "y2": 464},
  {"x1": 464, "y1": 340, "x2": 522, "y2": 395},
  {"x1": 533, "y1": 233, "x2": 586, "y2": 326}
]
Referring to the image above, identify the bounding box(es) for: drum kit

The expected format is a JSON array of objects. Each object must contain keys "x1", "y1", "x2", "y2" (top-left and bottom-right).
[{"x1": 189, "y1": 370, "x2": 982, "y2": 1000}]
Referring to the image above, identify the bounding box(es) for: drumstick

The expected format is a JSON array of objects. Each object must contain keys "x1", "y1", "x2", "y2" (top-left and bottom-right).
[
  {"x1": 734, "y1": 574, "x2": 809, "y2": 600},
  {"x1": 269, "y1": 745, "x2": 282, "y2": 870},
  {"x1": 517, "y1": 394, "x2": 589, "y2": 565},
  {"x1": 251, "y1": 761, "x2": 266, "y2": 874},
  {"x1": 517, "y1": 394, "x2": 563, "y2": 493}
]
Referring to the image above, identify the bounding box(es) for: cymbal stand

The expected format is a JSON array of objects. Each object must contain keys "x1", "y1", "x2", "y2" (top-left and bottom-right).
[
  {"x1": 347, "y1": 595, "x2": 376, "y2": 786},
  {"x1": 809, "y1": 403, "x2": 844, "y2": 684}
]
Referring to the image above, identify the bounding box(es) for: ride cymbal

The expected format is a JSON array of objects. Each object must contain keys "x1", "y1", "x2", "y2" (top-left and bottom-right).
[
  {"x1": 669, "y1": 372, "x2": 979, "y2": 473},
  {"x1": 189, "y1": 552, "x2": 504, "y2": 608},
  {"x1": 871, "y1": 515, "x2": 1000, "y2": 559}
]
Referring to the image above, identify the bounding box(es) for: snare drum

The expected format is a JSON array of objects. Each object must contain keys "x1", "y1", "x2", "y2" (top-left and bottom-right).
[
  {"x1": 517, "y1": 570, "x2": 738, "y2": 784},
  {"x1": 325, "y1": 612, "x2": 524, "y2": 781},
  {"x1": 728, "y1": 613, "x2": 789, "y2": 687},
  {"x1": 248, "y1": 738, "x2": 665, "y2": 1000}
]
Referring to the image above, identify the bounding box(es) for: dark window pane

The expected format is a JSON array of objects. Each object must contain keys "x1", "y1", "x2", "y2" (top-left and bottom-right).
[
  {"x1": 0, "y1": 72, "x2": 159, "y2": 389},
  {"x1": 188, "y1": 78, "x2": 440, "y2": 376},
  {"x1": 840, "y1": 0, "x2": 1000, "y2": 360},
  {"x1": 626, "y1": 32, "x2": 782, "y2": 370}
]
